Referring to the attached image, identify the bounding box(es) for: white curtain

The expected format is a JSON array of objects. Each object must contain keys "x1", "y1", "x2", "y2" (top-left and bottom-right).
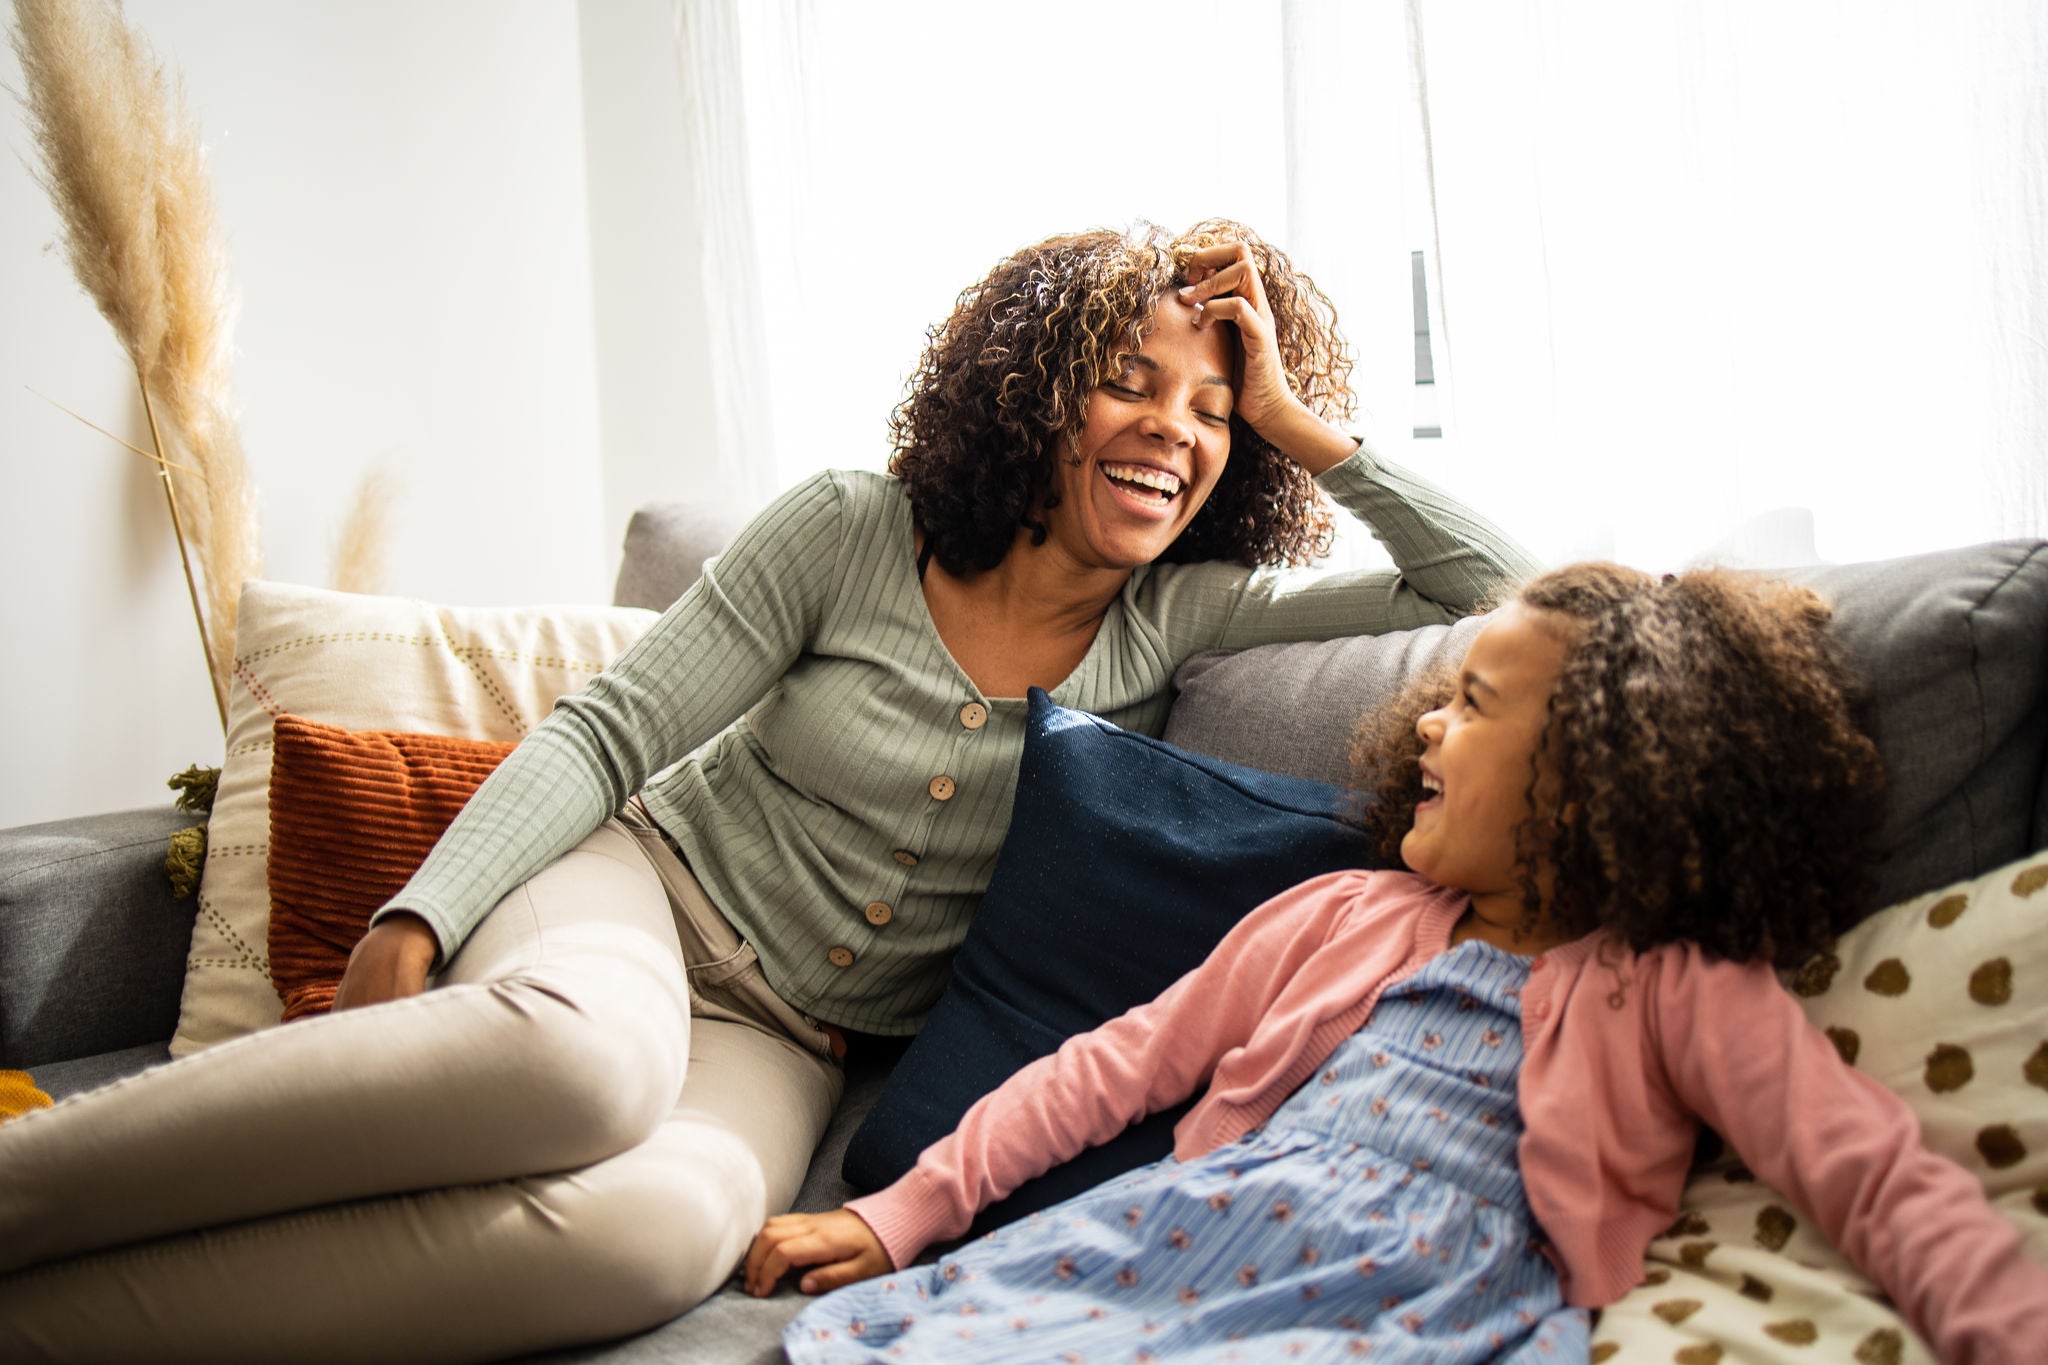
[
  {"x1": 671, "y1": 0, "x2": 2047, "y2": 569},
  {"x1": 669, "y1": 0, "x2": 1415, "y2": 507},
  {"x1": 1407, "y1": 0, "x2": 2048, "y2": 568}
]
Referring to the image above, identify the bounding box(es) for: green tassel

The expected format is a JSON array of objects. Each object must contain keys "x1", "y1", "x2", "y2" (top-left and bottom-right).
[
  {"x1": 168, "y1": 764, "x2": 221, "y2": 814},
  {"x1": 166, "y1": 824, "x2": 207, "y2": 900}
]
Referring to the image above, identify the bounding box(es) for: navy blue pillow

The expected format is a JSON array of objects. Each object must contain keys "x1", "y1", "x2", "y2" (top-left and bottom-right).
[{"x1": 842, "y1": 688, "x2": 1376, "y2": 1233}]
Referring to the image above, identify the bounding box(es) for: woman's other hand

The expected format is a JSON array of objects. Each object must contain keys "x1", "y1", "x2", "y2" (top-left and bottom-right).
[
  {"x1": 744, "y1": 1209, "x2": 891, "y2": 1297},
  {"x1": 1180, "y1": 241, "x2": 1358, "y2": 475},
  {"x1": 333, "y1": 912, "x2": 439, "y2": 1010}
]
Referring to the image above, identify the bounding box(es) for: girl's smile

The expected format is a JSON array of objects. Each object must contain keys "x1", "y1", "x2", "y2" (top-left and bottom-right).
[{"x1": 1403, "y1": 604, "x2": 1573, "y2": 949}]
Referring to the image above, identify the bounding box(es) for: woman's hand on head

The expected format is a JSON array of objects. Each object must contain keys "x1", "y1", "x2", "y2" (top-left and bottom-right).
[
  {"x1": 744, "y1": 1208, "x2": 891, "y2": 1297},
  {"x1": 1180, "y1": 241, "x2": 1358, "y2": 476},
  {"x1": 333, "y1": 912, "x2": 439, "y2": 1010}
]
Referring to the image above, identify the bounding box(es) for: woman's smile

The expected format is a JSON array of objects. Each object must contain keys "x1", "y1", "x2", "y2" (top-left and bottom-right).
[
  {"x1": 1043, "y1": 295, "x2": 1234, "y2": 569},
  {"x1": 1098, "y1": 460, "x2": 1185, "y2": 510}
]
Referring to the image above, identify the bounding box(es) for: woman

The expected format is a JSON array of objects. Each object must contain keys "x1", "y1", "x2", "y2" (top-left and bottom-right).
[{"x1": 0, "y1": 221, "x2": 1537, "y2": 1362}]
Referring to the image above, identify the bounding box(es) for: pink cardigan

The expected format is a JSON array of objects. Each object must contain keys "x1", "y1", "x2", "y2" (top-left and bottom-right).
[{"x1": 849, "y1": 869, "x2": 2048, "y2": 1363}]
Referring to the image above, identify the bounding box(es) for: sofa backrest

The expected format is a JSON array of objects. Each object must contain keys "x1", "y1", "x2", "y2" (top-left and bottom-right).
[
  {"x1": 612, "y1": 501, "x2": 751, "y2": 611},
  {"x1": 1167, "y1": 540, "x2": 2048, "y2": 921},
  {"x1": 1793, "y1": 541, "x2": 2048, "y2": 909},
  {"x1": 612, "y1": 503, "x2": 2048, "y2": 918}
]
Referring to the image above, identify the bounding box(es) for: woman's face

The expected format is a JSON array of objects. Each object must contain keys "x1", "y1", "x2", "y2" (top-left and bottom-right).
[
  {"x1": 1040, "y1": 295, "x2": 1235, "y2": 571},
  {"x1": 1402, "y1": 605, "x2": 1571, "y2": 918}
]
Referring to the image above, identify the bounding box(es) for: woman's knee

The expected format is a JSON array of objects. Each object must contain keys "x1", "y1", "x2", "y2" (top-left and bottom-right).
[
  {"x1": 533, "y1": 1129, "x2": 777, "y2": 1326},
  {"x1": 480, "y1": 976, "x2": 690, "y2": 1158},
  {"x1": 424, "y1": 835, "x2": 694, "y2": 1158}
]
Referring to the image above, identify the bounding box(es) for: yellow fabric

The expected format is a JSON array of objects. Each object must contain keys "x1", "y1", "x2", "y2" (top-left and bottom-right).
[{"x1": 0, "y1": 1071, "x2": 52, "y2": 1122}]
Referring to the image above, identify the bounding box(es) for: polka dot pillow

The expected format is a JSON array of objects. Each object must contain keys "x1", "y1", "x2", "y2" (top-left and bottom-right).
[
  {"x1": 1591, "y1": 851, "x2": 2048, "y2": 1361},
  {"x1": 1788, "y1": 855, "x2": 2048, "y2": 1257}
]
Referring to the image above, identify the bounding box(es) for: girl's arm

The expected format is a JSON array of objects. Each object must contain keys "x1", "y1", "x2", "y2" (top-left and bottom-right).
[
  {"x1": 1654, "y1": 955, "x2": 2048, "y2": 1360},
  {"x1": 745, "y1": 873, "x2": 1375, "y2": 1292}
]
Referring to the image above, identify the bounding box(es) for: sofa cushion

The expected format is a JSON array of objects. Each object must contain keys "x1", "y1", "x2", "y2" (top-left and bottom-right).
[
  {"x1": 0, "y1": 807, "x2": 196, "y2": 1071},
  {"x1": 27, "y1": 1042, "x2": 170, "y2": 1102},
  {"x1": 1168, "y1": 540, "x2": 2048, "y2": 917},
  {"x1": 842, "y1": 690, "x2": 1374, "y2": 1231},
  {"x1": 174, "y1": 582, "x2": 655, "y2": 1056}
]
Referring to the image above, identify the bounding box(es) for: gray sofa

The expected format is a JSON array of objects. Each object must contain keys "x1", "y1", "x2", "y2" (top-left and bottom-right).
[{"x1": 3, "y1": 511, "x2": 2044, "y2": 1363}]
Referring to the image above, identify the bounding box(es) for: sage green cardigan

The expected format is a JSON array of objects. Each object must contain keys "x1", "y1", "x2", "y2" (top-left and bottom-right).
[{"x1": 377, "y1": 449, "x2": 1538, "y2": 1035}]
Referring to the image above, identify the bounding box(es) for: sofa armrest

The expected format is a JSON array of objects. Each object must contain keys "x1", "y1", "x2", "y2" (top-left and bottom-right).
[{"x1": 0, "y1": 807, "x2": 197, "y2": 1070}]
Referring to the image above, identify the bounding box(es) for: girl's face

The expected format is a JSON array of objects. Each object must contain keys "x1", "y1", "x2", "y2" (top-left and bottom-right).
[
  {"x1": 1040, "y1": 295, "x2": 1235, "y2": 571},
  {"x1": 1403, "y1": 604, "x2": 1572, "y2": 924}
]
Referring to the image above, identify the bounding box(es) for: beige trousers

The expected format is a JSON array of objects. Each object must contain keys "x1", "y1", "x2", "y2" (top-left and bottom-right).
[{"x1": 0, "y1": 811, "x2": 843, "y2": 1363}]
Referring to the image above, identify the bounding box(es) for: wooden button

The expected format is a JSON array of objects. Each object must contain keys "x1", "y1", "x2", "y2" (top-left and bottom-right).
[
  {"x1": 891, "y1": 849, "x2": 919, "y2": 867},
  {"x1": 827, "y1": 946, "x2": 855, "y2": 968},
  {"x1": 958, "y1": 701, "x2": 988, "y2": 730},
  {"x1": 928, "y1": 775, "x2": 956, "y2": 801},
  {"x1": 864, "y1": 901, "x2": 894, "y2": 926}
]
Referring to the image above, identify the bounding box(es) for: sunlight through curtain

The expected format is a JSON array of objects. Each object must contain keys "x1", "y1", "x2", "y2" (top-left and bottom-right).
[
  {"x1": 671, "y1": 0, "x2": 2046, "y2": 570},
  {"x1": 1407, "y1": 0, "x2": 2048, "y2": 568}
]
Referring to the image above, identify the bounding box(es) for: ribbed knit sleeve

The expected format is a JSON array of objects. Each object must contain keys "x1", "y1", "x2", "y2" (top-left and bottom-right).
[
  {"x1": 371, "y1": 472, "x2": 848, "y2": 962},
  {"x1": 1139, "y1": 441, "x2": 1541, "y2": 661}
]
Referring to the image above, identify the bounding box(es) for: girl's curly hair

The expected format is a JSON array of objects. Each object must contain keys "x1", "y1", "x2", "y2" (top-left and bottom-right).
[
  {"x1": 1352, "y1": 564, "x2": 1887, "y2": 967},
  {"x1": 888, "y1": 220, "x2": 1349, "y2": 575}
]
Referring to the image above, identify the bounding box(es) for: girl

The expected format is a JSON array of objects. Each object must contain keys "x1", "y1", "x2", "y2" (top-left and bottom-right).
[{"x1": 745, "y1": 563, "x2": 2048, "y2": 1362}]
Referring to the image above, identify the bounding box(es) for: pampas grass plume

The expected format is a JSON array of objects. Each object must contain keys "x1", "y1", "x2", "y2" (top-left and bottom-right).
[
  {"x1": 11, "y1": 0, "x2": 264, "y2": 723},
  {"x1": 15, "y1": 0, "x2": 403, "y2": 722},
  {"x1": 188, "y1": 391, "x2": 260, "y2": 676},
  {"x1": 329, "y1": 468, "x2": 397, "y2": 596},
  {"x1": 11, "y1": 0, "x2": 167, "y2": 375}
]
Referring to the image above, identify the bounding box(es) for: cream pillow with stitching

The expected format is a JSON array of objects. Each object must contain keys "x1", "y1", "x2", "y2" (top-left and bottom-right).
[
  {"x1": 1592, "y1": 850, "x2": 2048, "y2": 1362},
  {"x1": 172, "y1": 581, "x2": 655, "y2": 1056}
]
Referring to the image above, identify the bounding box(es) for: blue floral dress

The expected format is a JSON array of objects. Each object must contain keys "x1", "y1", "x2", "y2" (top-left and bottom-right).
[{"x1": 786, "y1": 940, "x2": 1589, "y2": 1363}]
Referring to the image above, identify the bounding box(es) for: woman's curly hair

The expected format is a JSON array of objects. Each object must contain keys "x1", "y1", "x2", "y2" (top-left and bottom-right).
[
  {"x1": 889, "y1": 220, "x2": 1349, "y2": 575},
  {"x1": 1352, "y1": 564, "x2": 1887, "y2": 967}
]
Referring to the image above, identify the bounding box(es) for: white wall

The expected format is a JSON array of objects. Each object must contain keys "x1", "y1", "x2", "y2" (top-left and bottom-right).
[
  {"x1": 0, "y1": 1, "x2": 613, "y2": 826},
  {"x1": 578, "y1": 0, "x2": 751, "y2": 545}
]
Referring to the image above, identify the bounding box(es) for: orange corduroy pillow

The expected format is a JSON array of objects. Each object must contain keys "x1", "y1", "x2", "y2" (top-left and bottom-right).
[{"x1": 266, "y1": 714, "x2": 516, "y2": 1020}]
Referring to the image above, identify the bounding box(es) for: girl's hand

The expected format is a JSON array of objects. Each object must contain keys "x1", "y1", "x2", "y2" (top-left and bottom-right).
[
  {"x1": 744, "y1": 1208, "x2": 890, "y2": 1297},
  {"x1": 333, "y1": 913, "x2": 438, "y2": 1010},
  {"x1": 1179, "y1": 241, "x2": 1357, "y2": 476}
]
